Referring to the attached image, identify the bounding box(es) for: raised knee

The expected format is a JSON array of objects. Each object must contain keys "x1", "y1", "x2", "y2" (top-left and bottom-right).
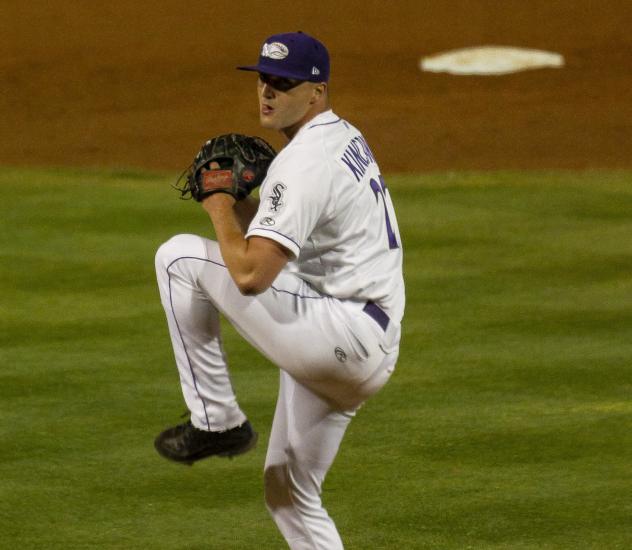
[{"x1": 155, "y1": 234, "x2": 203, "y2": 271}]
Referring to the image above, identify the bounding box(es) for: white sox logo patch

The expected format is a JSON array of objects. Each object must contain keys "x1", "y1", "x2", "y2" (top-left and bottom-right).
[
  {"x1": 268, "y1": 182, "x2": 287, "y2": 212},
  {"x1": 262, "y1": 42, "x2": 289, "y2": 60}
]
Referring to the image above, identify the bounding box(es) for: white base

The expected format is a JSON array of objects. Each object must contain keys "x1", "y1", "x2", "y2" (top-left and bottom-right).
[{"x1": 420, "y1": 46, "x2": 565, "y2": 75}]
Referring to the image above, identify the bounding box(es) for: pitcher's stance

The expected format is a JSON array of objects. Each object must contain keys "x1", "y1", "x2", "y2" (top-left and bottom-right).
[{"x1": 154, "y1": 31, "x2": 405, "y2": 549}]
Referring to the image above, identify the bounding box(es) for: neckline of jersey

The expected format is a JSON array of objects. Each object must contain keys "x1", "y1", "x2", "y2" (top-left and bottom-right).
[
  {"x1": 292, "y1": 109, "x2": 338, "y2": 141},
  {"x1": 307, "y1": 110, "x2": 340, "y2": 129},
  {"x1": 307, "y1": 109, "x2": 337, "y2": 128}
]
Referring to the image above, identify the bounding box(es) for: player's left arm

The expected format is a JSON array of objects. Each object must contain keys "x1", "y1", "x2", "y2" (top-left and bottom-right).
[{"x1": 203, "y1": 193, "x2": 290, "y2": 295}]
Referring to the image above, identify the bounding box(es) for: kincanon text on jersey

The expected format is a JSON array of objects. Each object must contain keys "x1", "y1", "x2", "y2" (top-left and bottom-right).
[{"x1": 339, "y1": 135, "x2": 377, "y2": 182}]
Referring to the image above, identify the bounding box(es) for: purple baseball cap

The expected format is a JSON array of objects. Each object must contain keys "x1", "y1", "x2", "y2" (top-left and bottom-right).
[{"x1": 237, "y1": 31, "x2": 330, "y2": 82}]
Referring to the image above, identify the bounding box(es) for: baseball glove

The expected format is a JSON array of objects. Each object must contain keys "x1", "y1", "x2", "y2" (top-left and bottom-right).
[{"x1": 176, "y1": 133, "x2": 276, "y2": 201}]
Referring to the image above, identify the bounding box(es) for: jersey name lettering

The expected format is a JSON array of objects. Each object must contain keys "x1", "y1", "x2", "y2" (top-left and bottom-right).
[{"x1": 340, "y1": 135, "x2": 376, "y2": 182}]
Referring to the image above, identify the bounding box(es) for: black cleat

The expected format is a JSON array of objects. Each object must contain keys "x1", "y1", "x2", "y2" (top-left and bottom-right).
[{"x1": 154, "y1": 420, "x2": 258, "y2": 465}]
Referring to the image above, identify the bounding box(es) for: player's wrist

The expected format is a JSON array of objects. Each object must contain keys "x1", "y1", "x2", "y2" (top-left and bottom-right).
[{"x1": 202, "y1": 191, "x2": 237, "y2": 206}]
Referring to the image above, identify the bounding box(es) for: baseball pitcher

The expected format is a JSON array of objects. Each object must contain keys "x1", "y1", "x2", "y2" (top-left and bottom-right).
[{"x1": 154, "y1": 31, "x2": 405, "y2": 549}]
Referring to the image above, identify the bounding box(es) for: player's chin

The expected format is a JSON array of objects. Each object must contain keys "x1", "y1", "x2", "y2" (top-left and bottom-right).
[{"x1": 259, "y1": 113, "x2": 279, "y2": 130}]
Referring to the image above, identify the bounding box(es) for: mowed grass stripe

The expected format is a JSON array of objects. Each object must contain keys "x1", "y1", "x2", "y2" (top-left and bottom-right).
[{"x1": 1, "y1": 167, "x2": 631, "y2": 549}]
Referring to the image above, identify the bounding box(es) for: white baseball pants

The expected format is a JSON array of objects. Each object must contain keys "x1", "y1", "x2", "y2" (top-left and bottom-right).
[{"x1": 155, "y1": 233, "x2": 400, "y2": 550}]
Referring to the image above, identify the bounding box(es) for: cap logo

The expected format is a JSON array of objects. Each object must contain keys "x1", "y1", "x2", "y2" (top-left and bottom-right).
[
  {"x1": 311, "y1": 66, "x2": 320, "y2": 75},
  {"x1": 262, "y1": 42, "x2": 289, "y2": 60}
]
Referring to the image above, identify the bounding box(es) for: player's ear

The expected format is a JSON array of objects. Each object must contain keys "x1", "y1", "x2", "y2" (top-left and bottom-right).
[{"x1": 311, "y1": 83, "x2": 327, "y2": 103}]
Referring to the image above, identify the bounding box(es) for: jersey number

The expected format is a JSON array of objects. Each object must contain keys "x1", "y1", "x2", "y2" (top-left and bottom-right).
[{"x1": 369, "y1": 175, "x2": 399, "y2": 249}]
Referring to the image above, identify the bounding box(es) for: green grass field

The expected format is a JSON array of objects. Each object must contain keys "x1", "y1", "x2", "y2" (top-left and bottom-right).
[{"x1": 1, "y1": 167, "x2": 631, "y2": 549}]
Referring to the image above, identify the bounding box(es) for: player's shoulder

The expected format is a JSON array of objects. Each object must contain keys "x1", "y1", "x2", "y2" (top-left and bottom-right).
[
  {"x1": 305, "y1": 110, "x2": 348, "y2": 134},
  {"x1": 308, "y1": 111, "x2": 356, "y2": 143},
  {"x1": 272, "y1": 112, "x2": 342, "y2": 167},
  {"x1": 299, "y1": 111, "x2": 360, "y2": 164},
  {"x1": 266, "y1": 110, "x2": 364, "y2": 188},
  {"x1": 293, "y1": 111, "x2": 352, "y2": 147}
]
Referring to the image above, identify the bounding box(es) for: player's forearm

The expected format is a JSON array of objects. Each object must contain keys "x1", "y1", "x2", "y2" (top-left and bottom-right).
[
  {"x1": 202, "y1": 194, "x2": 267, "y2": 295},
  {"x1": 233, "y1": 196, "x2": 260, "y2": 233}
]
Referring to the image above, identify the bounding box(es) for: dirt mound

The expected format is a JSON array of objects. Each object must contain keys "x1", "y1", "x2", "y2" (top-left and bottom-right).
[{"x1": 2, "y1": 1, "x2": 631, "y2": 172}]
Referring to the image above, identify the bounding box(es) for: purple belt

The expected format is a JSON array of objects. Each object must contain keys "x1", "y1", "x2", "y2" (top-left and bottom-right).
[{"x1": 363, "y1": 301, "x2": 389, "y2": 332}]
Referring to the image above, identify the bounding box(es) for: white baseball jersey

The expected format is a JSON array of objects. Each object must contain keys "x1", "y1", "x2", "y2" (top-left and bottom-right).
[
  {"x1": 246, "y1": 110, "x2": 405, "y2": 323},
  {"x1": 157, "y1": 111, "x2": 405, "y2": 550}
]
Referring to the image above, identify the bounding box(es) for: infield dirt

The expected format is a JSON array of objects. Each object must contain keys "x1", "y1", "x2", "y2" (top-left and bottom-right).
[{"x1": 2, "y1": 1, "x2": 631, "y2": 172}]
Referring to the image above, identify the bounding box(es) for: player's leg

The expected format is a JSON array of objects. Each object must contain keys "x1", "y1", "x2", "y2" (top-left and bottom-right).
[
  {"x1": 154, "y1": 233, "x2": 398, "y2": 463},
  {"x1": 186, "y1": 240, "x2": 398, "y2": 407},
  {"x1": 155, "y1": 233, "x2": 247, "y2": 432},
  {"x1": 153, "y1": 233, "x2": 261, "y2": 464},
  {"x1": 264, "y1": 370, "x2": 353, "y2": 550}
]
